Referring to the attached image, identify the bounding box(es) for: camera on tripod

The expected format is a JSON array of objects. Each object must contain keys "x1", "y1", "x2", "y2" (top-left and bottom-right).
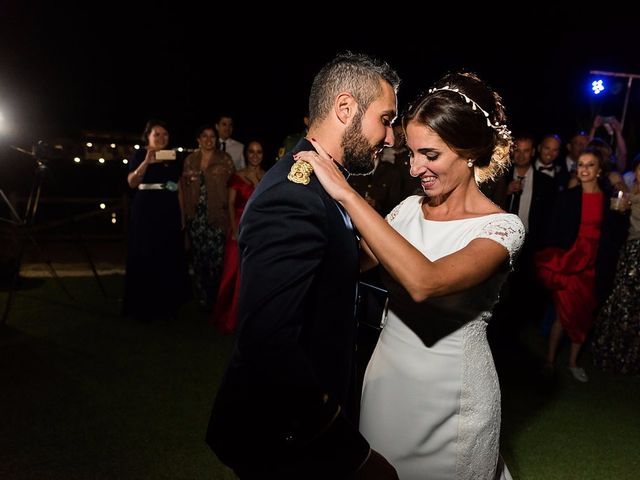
[
  {"x1": 9, "y1": 140, "x2": 66, "y2": 164},
  {"x1": 32, "y1": 140, "x2": 65, "y2": 162},
  {"x1": 2, "y1": 138, "x2": 106, "y2": 324}
]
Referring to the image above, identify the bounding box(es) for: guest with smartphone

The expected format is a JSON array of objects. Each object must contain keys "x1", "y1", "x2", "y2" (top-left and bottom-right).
[{"x1": 123, "y1": 119, "x2": 190, "y2": 320}]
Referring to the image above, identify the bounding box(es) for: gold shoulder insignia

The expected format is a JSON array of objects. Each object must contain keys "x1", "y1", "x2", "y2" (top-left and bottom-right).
[{"x1": 287, "y1": 160, "x2": 313, "y2": 185}]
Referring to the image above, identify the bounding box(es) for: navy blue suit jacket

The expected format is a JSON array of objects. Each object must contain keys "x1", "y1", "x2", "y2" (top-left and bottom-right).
[{"x1": 206, "y1": 139, "x2": 368, "y2": 478}]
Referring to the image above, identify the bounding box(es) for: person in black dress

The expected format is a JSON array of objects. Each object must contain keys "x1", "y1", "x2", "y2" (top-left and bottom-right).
[{"x1": 122, "y1": 119, "x2": 190, "y2": 320}]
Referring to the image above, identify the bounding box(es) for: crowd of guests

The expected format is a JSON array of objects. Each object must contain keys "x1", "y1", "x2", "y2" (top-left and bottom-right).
[
  {"x1": 122, "y1": 115, "x2": 261, "y2": 334},
  {"x1": 121, "y1": 112, "x2": 640, "y2": 379},
  {"x1": 482, "y1": 118, "x2": 638, "y2": 381}
]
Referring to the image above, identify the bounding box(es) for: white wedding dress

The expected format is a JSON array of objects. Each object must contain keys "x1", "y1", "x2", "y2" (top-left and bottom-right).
[{"x1": 360, "y1": 196, "x2": 524, "y2": 480}]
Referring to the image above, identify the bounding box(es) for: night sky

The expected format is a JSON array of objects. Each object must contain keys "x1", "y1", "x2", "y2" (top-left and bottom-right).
[{"x1": 2, "y1": 4, "x2": 640, "y2": 162}]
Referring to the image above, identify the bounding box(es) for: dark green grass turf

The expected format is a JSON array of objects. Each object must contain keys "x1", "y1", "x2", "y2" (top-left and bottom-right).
[
  {"x1": 498, "y1": 322, "x2": 640, "y2": 480},
  {"x1": 1, "y1": 276, "x2": 639, "y2": 479},
  {"x1": 0, "y1": 275, "x2": 237, "y2": 479}
]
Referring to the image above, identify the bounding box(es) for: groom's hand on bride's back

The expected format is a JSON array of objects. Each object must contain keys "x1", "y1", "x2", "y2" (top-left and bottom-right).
[{"x1": 356, "y1": 449, "x2": 399, "y2": 479}]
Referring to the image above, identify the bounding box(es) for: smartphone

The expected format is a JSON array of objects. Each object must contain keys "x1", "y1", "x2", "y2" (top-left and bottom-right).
[{"x1": 156, "y1": 149, "x2": 176, "y2": 161}]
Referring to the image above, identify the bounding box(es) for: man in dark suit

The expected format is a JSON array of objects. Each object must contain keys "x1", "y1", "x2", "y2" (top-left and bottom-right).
[
  {"x1": 535, "y1": 133, "x2": 571, "y2": 193},
  {"x1": 488, "y1": 134, "x2": 556, "y2": 361},
  {"x1": 206, "y1": 52, "x2": 400, "y2": 479},
  {"x1": 492, "y1": 134, "x2": 556, "y2": 248}
]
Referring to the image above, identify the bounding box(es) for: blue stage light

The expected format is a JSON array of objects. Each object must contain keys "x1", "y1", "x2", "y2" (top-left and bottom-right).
[{"x1": 591, "y1": 79, "x2": 605, "y2": 95}]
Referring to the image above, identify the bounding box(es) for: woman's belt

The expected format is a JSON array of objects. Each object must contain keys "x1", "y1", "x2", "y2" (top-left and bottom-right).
[{"x1": 138, "y1": 181, "x2": 178, "y2": 191}]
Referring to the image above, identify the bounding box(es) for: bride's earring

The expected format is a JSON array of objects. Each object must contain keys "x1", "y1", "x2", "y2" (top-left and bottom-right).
[{"x1": 467, "y1": 159, "x2": 474, "y2": 168}]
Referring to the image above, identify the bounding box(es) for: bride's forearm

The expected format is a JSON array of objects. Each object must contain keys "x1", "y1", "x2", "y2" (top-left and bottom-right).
[{"x1": 359, "y1": 239, "x2": 378, "y2": 272}]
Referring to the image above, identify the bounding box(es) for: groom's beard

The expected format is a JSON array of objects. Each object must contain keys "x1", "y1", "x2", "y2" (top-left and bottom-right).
[{"x1": 342, "y1": 114, "x2": 384, "y2": 175}]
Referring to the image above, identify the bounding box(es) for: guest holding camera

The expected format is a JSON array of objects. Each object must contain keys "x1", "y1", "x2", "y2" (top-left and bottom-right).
[
  {"x1": 589, "y1": 115, "x2": 627, "y2": 174},
  {"x1": 123, "y1": 119, "x2": 190, "y2": 320},
  {"x1": 181, "y1": 124, "x2": 235, "y2": 310}
]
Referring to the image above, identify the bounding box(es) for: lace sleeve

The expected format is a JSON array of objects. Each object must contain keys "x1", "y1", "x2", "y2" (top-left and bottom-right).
[
  {"x1": 477, "y1": 215, "x2": 525, "y2": 267},
  {"x1": 385, "y1": 197, "x2": 410, "y2": 224}
]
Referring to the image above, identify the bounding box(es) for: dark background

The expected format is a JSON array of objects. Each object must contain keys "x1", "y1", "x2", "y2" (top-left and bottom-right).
[{"x1": 1, "y1": 3, "x2": 639, "y2": 187}]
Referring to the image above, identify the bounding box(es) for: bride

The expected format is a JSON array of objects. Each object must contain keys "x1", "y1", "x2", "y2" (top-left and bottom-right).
[{"x1": 295, "y1": 72, "x2": 523, "y2": 479}]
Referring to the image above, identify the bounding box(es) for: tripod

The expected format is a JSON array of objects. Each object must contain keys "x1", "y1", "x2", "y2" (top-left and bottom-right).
[{"x1": 1, "y1": 146, "x2": 106, "y2": 325}]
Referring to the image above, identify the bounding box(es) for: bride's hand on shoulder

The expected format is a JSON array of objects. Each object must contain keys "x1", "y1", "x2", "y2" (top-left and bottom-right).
[{"x1": 293, "y1": 140, "x2": 355, "y2": 203}]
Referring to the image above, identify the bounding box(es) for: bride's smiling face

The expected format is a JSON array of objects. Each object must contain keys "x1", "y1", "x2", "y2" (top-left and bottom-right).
[{"x1": 405, "y1": 121, "x2": 471, "y2": 197}]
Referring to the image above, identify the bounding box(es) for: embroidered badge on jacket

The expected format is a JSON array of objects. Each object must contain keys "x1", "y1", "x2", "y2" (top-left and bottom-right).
[{"x1": 287, "y1": 160, "x2": 313, "y2": 185}]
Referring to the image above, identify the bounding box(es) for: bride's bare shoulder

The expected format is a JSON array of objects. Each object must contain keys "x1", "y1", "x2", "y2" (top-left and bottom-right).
[{"x1": 476, "y1": 191, "x2": 505, "y2": 215}]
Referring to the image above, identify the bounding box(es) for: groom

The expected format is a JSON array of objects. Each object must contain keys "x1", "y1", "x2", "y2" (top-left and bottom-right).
[{"x1": 206, "y1": 52, "x2": 399, "y2": 479}]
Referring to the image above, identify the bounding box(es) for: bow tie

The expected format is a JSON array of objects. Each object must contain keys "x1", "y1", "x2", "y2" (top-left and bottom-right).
[{"x1": 538, "y1": 165, "x2": 555, "y2": 172}]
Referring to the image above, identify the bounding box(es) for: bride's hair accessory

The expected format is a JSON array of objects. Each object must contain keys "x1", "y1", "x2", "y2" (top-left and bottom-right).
[{"x1": 428, "y1": 85, "x2": 511, "y2": 140}]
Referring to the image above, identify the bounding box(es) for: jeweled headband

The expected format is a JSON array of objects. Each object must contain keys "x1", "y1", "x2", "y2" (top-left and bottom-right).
[{"x1": 428, "y1": 85, "x2": 511, "y2": 140}]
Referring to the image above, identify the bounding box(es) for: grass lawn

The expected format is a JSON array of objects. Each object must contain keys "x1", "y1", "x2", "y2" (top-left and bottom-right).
[
  {"x1": 1, "y1": 275, "x2": 638, "y2": 479},
  {"x1": 498, "y1": 322, "x2": 640, "y2": 480}
]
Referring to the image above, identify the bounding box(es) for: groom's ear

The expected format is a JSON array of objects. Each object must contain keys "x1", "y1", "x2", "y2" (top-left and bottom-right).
[{"x1": 334, "y1": 92, "x2": 357, "y2": 126}]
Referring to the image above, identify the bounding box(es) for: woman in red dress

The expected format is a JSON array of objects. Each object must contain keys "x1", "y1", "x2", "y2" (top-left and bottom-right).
[
  {"x1": 211, "y1": 141, "x2": 265, "y2": 332},
  {"x1": 536, "y1": 148, "x2": 607, "y2": 382}
]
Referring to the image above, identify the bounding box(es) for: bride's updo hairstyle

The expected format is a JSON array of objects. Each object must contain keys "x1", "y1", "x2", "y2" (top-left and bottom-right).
[{"x1": 403, "y1": 72, "x2": 512, "y2": 183}]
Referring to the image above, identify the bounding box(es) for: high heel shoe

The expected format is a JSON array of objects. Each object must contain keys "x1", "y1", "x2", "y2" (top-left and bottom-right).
[{"x1": 568, "y1": 366, "x2": 588, "y2": 382}]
